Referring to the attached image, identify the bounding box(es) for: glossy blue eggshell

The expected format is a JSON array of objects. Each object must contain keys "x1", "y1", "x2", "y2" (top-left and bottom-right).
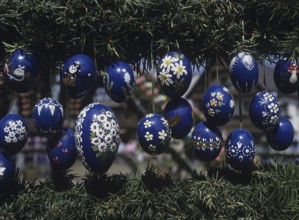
[
  {"x1": 0, "y1": 114, "x2": 29, "y2": 155},
  {"x1": 163, "y1": 98, "x2": 193, "y2": 139},
  {"x1": 75, "y1": 103, "x2": 120, "y2": 173},
  {"x1": 157, "y1": 51, "x2": 192, "y2": 98},
  {"x1": 191, "y1": 121, "x2": 223, "y2": 161},
  {"x1": 229, "y1": 52, "x2": 259, "y2": 93},
  {"x1": 48, "y1": 128, "x2": 77, "y2": 170},
  {"x1": 104, "y1": 61, "x2": 135, "y2": 103},
  {"x1": 0, "y1": 153, "x2": 15, "y2": 192},
  {"x1": 266, "y1": 117, "x2": 294, "y2": 151},
  {"x1": 249, "y1": 91, "x2": 280, "y2": 132},
  {"x1": 61, "y1": 54, "x2": 96, "y2": 99},
  {"x1": 137, "y1": 113, "x2": 171, "y2": 155},
  {"x1": 225, "y1": 129, "x2": 255, "y2": 171},
  {"x1": 202, "y1": 84, "x2": 235, "y2": 126},
  {"x1": 33, "y1": 98, "x2": 64, "y2": 135}
]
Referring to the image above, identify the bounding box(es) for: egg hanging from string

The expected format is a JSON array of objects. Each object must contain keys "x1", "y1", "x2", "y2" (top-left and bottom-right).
[
  {"x1": 266, "y1": 117, "x2": 294, "y2": 151},
  {"x1": 229, "y1": 52, "x2": 259, "y2": 93},
  {"x1": 137, "y1": 113, "x2": 171, "y2": 155},
  {"x1": 163, "y1": 98, "x2": 193, "y2": 139},
  {"x1": 60, "y1": 54, "x2": 96, "y2": 99},
  {"x1": 191, "y1": 121, "x2": 223, "y2": 161},
  {"x1": 202, "y1": 84, "x2": 235, "y2": 126},
  {"x1": 103, "y1": 61, "x2": 135, "y2": 103},
  {"x1": 157, "y1": 51, "x2": 192, "y2": 98},
  {"x1": 249, "y1": 91, "x2": 280, "y2": 132},
  {"x1": 0, "y1": 153, "x2": 15, "y2": 192}
]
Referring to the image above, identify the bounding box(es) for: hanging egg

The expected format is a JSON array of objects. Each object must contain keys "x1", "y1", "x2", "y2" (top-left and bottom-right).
[
  {"x1": 47, "y1": 128, "x2": 77, "y2": 170},
  {"x1": 202, "y1": 84, "x2": 235, "y2": 126},
  {"x1": 6, "y1": 49, "x2": 38, "y2": 93},
  {"x1": 0, "y1": 114, "x2": 29, "y2": 155},
  {"x1": 75, "y1": 103, "x2": 120, "y2": 173},
  {"x1": 274, "y1": 59, "x2": 299, "y2": 94},
  {"x1": 0, "y1": 153, "x2": 15, "y2": 192},
  {"x1": 60, "y1": 54, "x2": 96, "y2": 99},
  {"x1": 266, "y1": 117, "x2": 294, "y2": 151},
  {"x1": 229, "y1": 52, "x2": 259, "y2": 93},
  {"x1": 191, "y1": 121, "x2": 223, "y2": 161},
  {"x1": 225, "y1": 129, "x2": 255, "y2": 171},
  {"x1": 137, "y1": 113, "x2": 171, "y2": 155},
  {"x1": 33, "y1": 98, "x2": 63, "y2": 135},
  {"x1": 163, "y1": 98, "x2": 193, "y2": 139},
  {"x1": 103, "y1": 61, "x2": 135, "y2": 103},
  {"x1": 249, "y1": 91, "x2": 280, "y2": 132},
  {"x1": 157, "y1": 51, "x2": 192, "y2": 98}
]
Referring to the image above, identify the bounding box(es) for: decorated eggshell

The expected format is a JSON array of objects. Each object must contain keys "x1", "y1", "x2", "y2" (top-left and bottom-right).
[
  {"x1": 266, "y1": 117, "x2": 294, "y2": 151},
  {"x1": 274, "y1": 59, "x2": 299, "y2": 94},
  {"x1": 229, "y1": 52, "x2": 259, "y2": 93},
  {"x1": 202, "y1": 84, "x2": 235, "y2": 126},
  {"x1": 6, "y1": 49, "x2": 38, "y2": 93},
  {"x1": 249, "y1": 91, "x2": 280, "y2": 132},
  {"x1": 61, "y1": 54, "x2": 96, "y2": 99},
  {"x1": 137, "y1": 113, "x2": 171, "y2": 155},
  {"x1": 163, "y1": 98, "x2": 193, "y2": 139},
  {"x1": 0, "y1": 114, "x2": 29, "y2": 155},
  {"x1": 104, "y1": 61, "x2": 135, "y2": 103},
  {"x1": 157, "y1": 51, "x2": 192, "y2": 98},
  {"x1": 225, "y1": 129, "x2": 255, "y2": 171},
  {"x1": 191, "y1": 121, "x2": 223, "y2": 161},
  {"x1": 0, "y1": 153, "x2": 15, "y2": 192},
  {"x1": 33, "y1": 98, "x2": 63, "y2": 135},
  {"x1": 47, "y1": 128, "x2": 77, "y2": 170},
  {"x1": 75, "y1": 103, "x2": 120, "y2": 173}
]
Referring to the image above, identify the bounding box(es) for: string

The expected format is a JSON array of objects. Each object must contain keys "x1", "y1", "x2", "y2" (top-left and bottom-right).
[
  {"x1": 150, "y1": 38, "x2": 155, "y2": 113},
  {"x1": 239, "y1": 91, "x2": 243, "y2": 129},
  {"x1": 262, "y1": 60, "x2": 267, "y2": 91},
  {"x1": 216, "y1": 53, "x2": 219, "y2": 84}
]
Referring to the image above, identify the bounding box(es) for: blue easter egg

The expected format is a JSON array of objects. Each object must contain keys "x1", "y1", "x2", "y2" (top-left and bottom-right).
[
  {"x1": 33, "y1": 98, "x2": 64, "y2": 135},
  {"x1": 229, "y1": 52, "x2": 259, "y2": 93},
  {"x1": 225, "y1": 129, "x2": 255, "y2": 171},
  {"x1": 47, "y1": 128, "x2": 77, "y2": 170},
  {"x1": 163, "y1": 98, "x2": 193, "y2": 139},
  {"x1": 75, "y1": 103, "x2": 120, "y2": 173},
  {"x1": 266, "y1": 117, "x2": 294, "y2": 151},
  {"x1": 104, "y1": 61, "x2": 135, "y2": 103},
  {"x1": 137, "y1": 113, "x2": 171, "y2": 155},
  {"x1": 0, "y1": 153, "x2": 15, "y2": 192},
  {"x1": 6, "y1": 49, "x2": 38, "y2": 93},
  {"x1": 61, "y1": 54, "x2": 96, "y2": 99},
  {"x1": 202, "y1": 84, "x2": 235, "y2": 126},
  {"x1": 249, "y1": 91, "x2": 280, "y2": 132},
  {"x1": 274, "y1": 59, "x2": 299, "y2": 94},
  {"x1": 0, "y1": 114, "x2": 29, "y2": 155},
  {"x1": 191, "y1": 121, "x2": 223, "y2": 161},
  {"x1": 157, "y1": 51, "x2": 192, "y2": 98}
]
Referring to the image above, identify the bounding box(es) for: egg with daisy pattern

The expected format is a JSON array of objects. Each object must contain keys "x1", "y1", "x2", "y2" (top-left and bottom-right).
[
  {"x1": 157, "y1": 51, "x2": 192, "y2": 98},
  {"x1": 249, "y1": 91, "x2": 280, "y2": 132},
  {"x1": 75, "y1": 103, "x2": 120, "y2": 173},
  {"x1": 137, "y1": 113, "x2": 171, "y2": 155}
]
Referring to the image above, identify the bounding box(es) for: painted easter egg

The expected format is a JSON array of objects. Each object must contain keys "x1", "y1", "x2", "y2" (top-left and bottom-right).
[
  {"x1": 266, "y1": 117, "x2": 294, "y2": 151},
  {"x1": 157, "y1": 51, "x2": 192, "y2": 98},
  {"x1": 33, "y1": 98, "x2": 63, "y2": 135},
  {"x1": 61, "y1": 54, "x2": 96, "y2": 99},
  {"x1": 6, "y1": 48, "x2": 38, "y2": 93},
  {"x1": 0, "y1": 153, "x2": 15, "y2": 192},
  {"x1": 103, "y1": 61, "x2": 135, "y2": 103},
  {"x1": 225, "y1": 129, "x2": 255, "y2": 171},
  {"x1": 47, "y1": 128, "x2": 77, "y2": 170},
  {"x1": 274, "y1": 59, "x2": 299, "y2": 94},
  {"x1": 137, "y1": 113, "x2": 171, "y2": 155},
  {"x1": 75, "y1": 103, "x2": 120, "y2": 173},
  {"x1": 249, "y1": 91, "x2": 280, "y2": 132},
  {"x1": 229, "y1": 52, "x2": 259, "y2": 93},
  {"x1": 0, "y1": 114, "x2": 29, "y2": 155},
  {"x1": 163, "y1": 98, "x2": 193, "y2": 139},
  {"x1": 202, "y1": 84, "x2": 235, "y2": 126},
  {"x1": 191, "y1": 121, "x2": 223, "y2": 161}
]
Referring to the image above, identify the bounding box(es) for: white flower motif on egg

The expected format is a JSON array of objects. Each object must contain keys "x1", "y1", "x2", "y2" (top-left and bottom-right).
[
  {"x1": 144, "y1": 120, "x2": 152, "y2": 128},
  {"x1": 158, "y1": 70, "x2": 173, "y2": 86},
  {"x1": 145, "y1": 132, "x2": 153, "y2": 141},
  {"x1": 158, "y1": 130, "x2": 167, "y2": 140},
  {"x1": 161, "y1": 55, "x2": 178, "y2": 72},
  {"x1": 171, "y1": 60, "x2": 187, "y2": 79}
]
